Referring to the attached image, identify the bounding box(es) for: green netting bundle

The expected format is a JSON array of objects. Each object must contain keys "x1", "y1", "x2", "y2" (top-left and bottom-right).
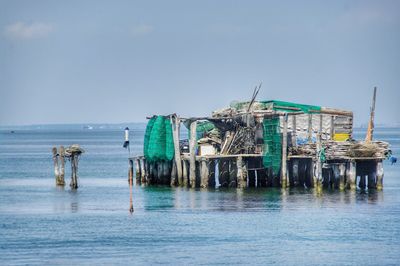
[
  {"x1": 263, "y1": 117, "x2": 282, "y2": 176},
  {"x1": 144, "y1": 116, "x2": 156, "y2": 158},
  {"x1": 165, "y1": 118, "x2": 175, "y2": 161},
  {"x1": 148, "y1": 116, "x2": 167, "y2": 162},
  {"x1": 196, "y1": 121, "x2": 216, "y2": 139}
]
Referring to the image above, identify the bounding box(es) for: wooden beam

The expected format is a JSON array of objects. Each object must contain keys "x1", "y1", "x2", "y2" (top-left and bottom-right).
[
  {"x1": 171, "y1": 115, "x2": 183, "y2": 185},
  {"x1": 281, "y1": 114, "x2": 288, "y2": 188},
  {"x1": 189, "y1": 121, "x2": 197, "y2": 188}
]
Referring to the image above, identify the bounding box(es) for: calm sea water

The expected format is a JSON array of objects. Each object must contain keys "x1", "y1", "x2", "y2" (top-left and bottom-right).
[{"x1": 0, "y1": 126, "x2": 399, "y2": 265}]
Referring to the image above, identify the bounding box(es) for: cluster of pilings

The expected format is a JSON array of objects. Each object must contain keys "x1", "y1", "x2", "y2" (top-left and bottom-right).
[
  {"x1": 52, "y1": 145, "x2": 84, "y2": 189},
  {"x1": 129, "y1": 155, "x2": 384, "y2": 191}
]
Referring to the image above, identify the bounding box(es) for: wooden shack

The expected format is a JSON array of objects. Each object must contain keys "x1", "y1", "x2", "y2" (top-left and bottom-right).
[{"x1": 130, "y1": 99, "x2": 390, "y2": 190}]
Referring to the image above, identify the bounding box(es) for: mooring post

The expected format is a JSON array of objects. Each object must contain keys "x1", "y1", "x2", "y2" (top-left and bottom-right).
[
  {"x1": 58, "y1": 146, "x2": 65, "y2": 186},
  {"x1": 171, "y1": 115, "x2": 183, "y2": 185},
  {"x1": 281, "y1": 114, "x2": 288, "y2": 188},
  {"x1": 376, "y1": 161, "x2": 384, "y2": 190},
  {"x1": 70, "y1": 154, "x2": 79, "y2": 189},
  {"x1": 52, "y1": 147, "x2": 61, "y2": 185},
  {"x1": 189, "y1": 121, "x2": 197, "y2": 188},
  {"x1": 200, "y1": 158, "x2": 209, "y2": 188},
  {"x1": 292, "y1": 159, "x2": 299, "y2": 186},
  {"x1": 315, "y1": 131, "x2": 323, "y2": 190},
  {"x1": 140, "y1": 158, "x2": 146, "y2": 184},
  {"x1": 348, "y1": 161, "x2": 357, "y2": 190},
  {"x1": 237, "y1": 156, "x2": 247, "y2": 188},
  {"x1": 135, "y1": 159, "x2": 141, "y2": 184},
  {"x1": 182, "y1": 159, "x2": 188, "y2": 187},
  {"x1": 128, "y1": 159, "x2": 134, "y2": 185},
  {"x1": 339, "y1": 163, "x2": 346, "y2": 191},
  {"x1": 170, "y1": 161, "x2": 177, "y2": 186}
]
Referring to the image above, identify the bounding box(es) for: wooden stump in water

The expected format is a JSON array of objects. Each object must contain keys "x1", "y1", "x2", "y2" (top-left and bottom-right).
[
  {"x1": 70, "y1": 154, "x2": 79, "y2": 189},
  {"x1": 376, "y1": 161, "x2": 384, "y2": 190},
  {"x1": 59, "y1": 146, "x2": 65, "y2": 186}
]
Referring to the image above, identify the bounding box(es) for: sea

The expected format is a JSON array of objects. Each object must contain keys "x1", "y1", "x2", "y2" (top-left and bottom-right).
[{"x1": 0, "y1": 125, "x2": 399, "y2": 265}]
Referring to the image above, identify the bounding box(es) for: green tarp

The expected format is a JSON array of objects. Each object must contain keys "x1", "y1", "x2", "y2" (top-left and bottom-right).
[{"x1": 144, "y1": 116, "x2": 175, "y2": 162}]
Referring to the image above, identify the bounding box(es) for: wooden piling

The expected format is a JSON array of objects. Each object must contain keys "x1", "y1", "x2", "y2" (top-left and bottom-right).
[
  {"x1": 368, "y1": 163, "x2": 377, "y2": 189},
  {"x1": 170, "y1": 161, "x2": 177, "y2": 186},
  {"x1": 348, "y1": 161, "x2": 357, "y2": 190},
  {"x1": 140, "y1": 159, "x2": 146, "y2": 184},
  {"x1": 200, "y1": 159, "x2": 209, "y2": 188},
  {"x1": 376, "y1": 161, "x2": 384, "y2": 190},
  {"x1": 292, "y1": 159, "x2": 299, "y2": 186},
  {"x1": 330, "y1": 116, "x2": 334, "y2": 140},
  {"x1": 59, "y1": 146, "x2": 65, "y2": 186},
  {"x1": 292, "y1": 115, "x2": 297, "y2": 146},
  {"x1": 307, "y1": 114, "x2": 313, "y2": 143},
  {"x1": 339, "y1": 163, "x2": 346, "y2": 191},
  {"x1": 128, "y1": 159, "x2": 134, "y2": 184},
  {"x1": 135, "y1": 159, "x2": 141, "y2": 184},
  {"x1": 182, "y1": 159, "x2": 188, "y2": 187},
  {"x1": 281, "y1": 114, "x2": 288, "y2": 188},
  {"x1": 189, "y1": 121, "x2": 197, "y2": 188},
  {"x1": 171, "y1": 115, "x2": 183, "y2": 185},
  {"x1": 237, "y1": 156, "x2": 247, "y2": 188},
  {"x1": 70, "y1": 154, "x2": 79, "y2": 189},
  {"x1": 52, "y1": 147, "x2": 62, "y2": 186}
]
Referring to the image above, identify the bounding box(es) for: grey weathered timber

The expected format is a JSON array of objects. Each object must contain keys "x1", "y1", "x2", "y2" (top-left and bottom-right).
[
  {"x1": 170, "y1": 161, "x2": 177, "y2": 186},
  {"x1": 237, "y1": 156, "x2": 247, "y2": 188},
  {"x1": 128, "y1": 159, "x2": 134, "y2": 184},
  {"x1": 281, "y1": 114, "x2": 288, "y2": 188},
  {"x1": 330, "y1": 116, "x2": 335, "y2": 140},
  {"x1": 70, "y1": 154, "x2": 78, "y2": 189},
  {"x1": 189, "y1": 121, "x2": 197, "y2": 188},
  {"x1": 292, "y1": 115, "x2": 297, "y2": 147},
  {"x1": 339, "y1": 163, "x2": 346, "y2": 191},
  {"x1": 307, "y1": 114, "x2": 313, "y2": 143},
  {"x1": 348, "y1": 161, "x2": 357, "y2": 190},
  {"x1": 135, "y1": 159, "x2": 141, "y2": 183},
  {"x1": 171, "y1": 115, "x2": 183, "y2": 185},
  {"x1": 59, "y1": 146, "x2": 66, "y2": 186},
  {"x1": 200, "y1": 159, "x2": 209, "y2": 188},
  {"x1": 376, "y1": 161, "x2": 384, "y2": 190},
  {"x1": 182, "y1": 160, "x2": 188, "y2": 187},
  {"x1": 52, "y1": 147, "x2": 62, "y2": 185},
  {"x1": 292, "y1": 159, "x2": 299, "y2": 186}
]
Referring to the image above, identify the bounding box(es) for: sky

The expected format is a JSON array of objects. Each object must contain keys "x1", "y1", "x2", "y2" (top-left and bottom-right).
[{"x1": 0, "y1": 0, "x2": 399, "y2": 126}]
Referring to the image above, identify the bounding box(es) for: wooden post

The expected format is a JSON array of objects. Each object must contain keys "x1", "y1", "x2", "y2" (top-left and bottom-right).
[
  {"x1": 292, "y1": 159, "x2": 299, "y2": 186},
  {"x1": 70, "y1": 154, "x2": 79, "y2": 189},
  {"x1": 171, "y1": 115, "x2": 183, "y2": 185},
  {"x1": 170, "y1": 161, "x2": 177, "y2": 186},
  {"x1": 319, "y1": 114, "x2": 323, "y2": 139},
  {"x1": 307, "y1": 114, "x2": 313, "y2": 143},
  {"x1": 237, "y1": 156, "x2": 247, "y2": 188},
  {"x1": 52, "y1": 147, "x2": 62, "y2": 185},
  {"x1": 365, "y1": 87, "x2": 377, "y2": 143},
  {"x1": 281, "y1": 114, "x2": 288, "y2": 188},
  {"x1": 58, "y1": 146, "x2": 65, "y2": 186},
  {"x1": 215, "y1": 159, "x2": 220, "y2": 187},
  {"x1": 348, "y1": 161, "x2": 357, "y2": 190},
  {"x1": 339, "y1": 163, "x2": 345, "y2": 191},
  {"x1": 182, "y1": 159, "x2": 188, "y2": 187},
  {"x1": 128, "y1": 159, "x2": 134, "y2": 185},
  {"x1": 368, "y1": 163, "x2": 377, "y2": 189},
  {"x1": 292, "y1": 115, "x2": 297, "y2": 147},
  {"x1": 315, "y1": 133, "x2": 323, "y2": 190},
  {"x1": 376, "y1": 161, "x2": 384, "y2": 190},
  {"x1": 330, "y1": 116, "x2": 334, "y2": 140},
  {"x1": 140, "y1": 158, "x2": 146, "y2": 184},
  {"x1": 189, "y1": 121, "x2": 197, "y2": 188},
  {"x1": 135, "y1": 159, "x2": 141, "y2": 184},
  {"x1": 200, "y1": 159, "x2": 209, "y2": 188}
]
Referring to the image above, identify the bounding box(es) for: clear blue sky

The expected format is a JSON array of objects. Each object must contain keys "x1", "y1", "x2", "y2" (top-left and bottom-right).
[{"x1": 0, "y1": 0, "x2": 399, "y2": 126}]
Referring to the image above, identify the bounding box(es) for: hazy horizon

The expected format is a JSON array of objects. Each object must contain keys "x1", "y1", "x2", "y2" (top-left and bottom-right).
[{"x1": 1, "y1": 0, "x2": 399, "y2": 126}]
